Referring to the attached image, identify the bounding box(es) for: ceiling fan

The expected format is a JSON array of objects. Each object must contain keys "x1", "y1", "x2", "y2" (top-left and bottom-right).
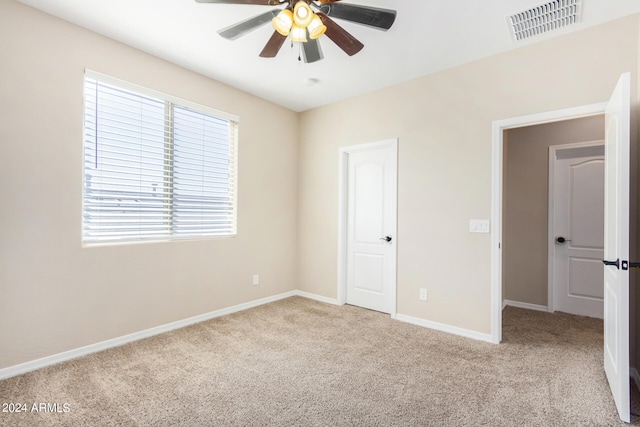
[{"x1": 195, "y1": 0, "x2": 397, "y2": 63}]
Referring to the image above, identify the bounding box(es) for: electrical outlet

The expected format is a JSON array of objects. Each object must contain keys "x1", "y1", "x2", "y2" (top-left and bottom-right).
[
  {"x1": 252, "y1": 274, "x2": 259, "y2": 285},
  {"x1": 419, "y1": 288, "x2": 428, "y2": 301}
]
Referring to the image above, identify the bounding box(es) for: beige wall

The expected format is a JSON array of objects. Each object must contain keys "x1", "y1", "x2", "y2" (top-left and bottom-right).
[
  {"x1": 298, "y1": 15, "x2": 640, "y2": 334},
  {"x1": 0, "y1": 0, "x2": 299, "y2": 369},
  {"x1": 503, "y1": 116, "x2": 605, "y2": 307}
]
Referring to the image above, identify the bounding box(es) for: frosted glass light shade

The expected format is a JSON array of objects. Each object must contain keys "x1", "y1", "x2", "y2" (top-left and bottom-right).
[
  {"x1": 293, "y1": 2, "x2": 313, "y2": 27},
  {"x1": 307, "y1": 14, "x2": 326, "y2": 39},
  {"x1": 272, "y1": 9, "x2": 293, "y2": 36},
  {"x1": 290, "y1": 23, "x2": 307, "y2": 42}
]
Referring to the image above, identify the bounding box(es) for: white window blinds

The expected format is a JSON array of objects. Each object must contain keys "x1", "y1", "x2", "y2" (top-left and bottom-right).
[{"x1": 83, "y1": 72, "x2": 238, "y2": 244}]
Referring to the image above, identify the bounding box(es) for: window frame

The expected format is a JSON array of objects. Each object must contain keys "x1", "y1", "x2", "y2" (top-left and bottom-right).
[{"x1": 82, "y1": 70, "x2": 239, "y2": 246}]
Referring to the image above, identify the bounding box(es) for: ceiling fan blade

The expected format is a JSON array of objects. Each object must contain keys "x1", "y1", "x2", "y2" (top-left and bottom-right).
[
  {"x1": 320, "y1": 3, "x2": 396, "y2": 30},
  {"x1": 302, "y1": 36, "x2": 324, "y2": 63},
  {"x1": 196, "y1": 0, "x2": 279, "y2": 4},
  {"x1": 218, "y1": 10, "x2": 280, "y2": 40},
  {"x1": 259, "y1": 31, "x2": 287, "y2": 58},
  {"x1": 317, "y1": 13, "x2": 363, "y2": 56}
]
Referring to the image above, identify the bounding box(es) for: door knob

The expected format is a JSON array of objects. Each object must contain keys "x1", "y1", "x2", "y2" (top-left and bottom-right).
[
  {"x1": 380, "y1": 235, "x2": 392, "y2": 243},
  {"x1": 556, "y1": 236, "x2": 571, "y2": 244}
]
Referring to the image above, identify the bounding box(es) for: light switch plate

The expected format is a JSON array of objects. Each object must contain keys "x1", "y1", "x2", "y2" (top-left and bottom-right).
[{"x1": 470, "y1": 219, "x2": 490, "y2": 233}]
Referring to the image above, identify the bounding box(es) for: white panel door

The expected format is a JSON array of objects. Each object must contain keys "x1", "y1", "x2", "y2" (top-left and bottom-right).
[
  {"x1": 603, "y1": 73, "x2": 630, "y2": 423},
  {"x1": 552, "y1": 145, "x2": 605, "y2": 318},
  {"x1": 346, "y1": 143, "x2": 397, "y2": 313}
]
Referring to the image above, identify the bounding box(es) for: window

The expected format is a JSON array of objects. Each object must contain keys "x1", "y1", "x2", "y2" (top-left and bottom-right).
[{"x1": 83, "y1": 71, "x2": 238, "y2": 244}]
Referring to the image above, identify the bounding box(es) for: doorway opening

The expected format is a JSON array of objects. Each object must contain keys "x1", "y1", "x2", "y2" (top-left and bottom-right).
[
  {"x1": 502, "y1": 118, "x2": 605, "y2": 318},
  {"x1": 490, "y1": 102, "x2": 607, "y2": 344},
  {"x1": 492, "y1": 74, "x2": 634, "y2": 423}
]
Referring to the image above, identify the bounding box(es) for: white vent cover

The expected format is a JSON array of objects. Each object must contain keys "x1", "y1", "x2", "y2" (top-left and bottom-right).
[{"x1": 507, "y1": 0, "x2": 582, "y2": 42}]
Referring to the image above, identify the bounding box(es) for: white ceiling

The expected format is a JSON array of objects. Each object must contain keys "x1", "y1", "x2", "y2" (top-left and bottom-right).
[{"x1": 17, "y1": 0, "x2": 640, "y2": 112}]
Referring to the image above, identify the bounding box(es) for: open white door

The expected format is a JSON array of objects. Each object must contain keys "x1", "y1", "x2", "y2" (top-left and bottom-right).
[{"x1": 603, "y1": 72, "x2": 631, "y2": 423}]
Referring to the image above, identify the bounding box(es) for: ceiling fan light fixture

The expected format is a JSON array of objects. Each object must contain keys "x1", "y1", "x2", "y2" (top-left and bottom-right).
[
  {"x1": 272, "y1": 9, "x2": 293, "y2": 36},
  {"x1": 290, "y1": 23, "x2": 307, "y2": 42},
  {"x1": 307, "y1": 14, "x2": 326, "y2": 39},
  {"x1": 203, "y1": 0, "x2": 397, "y2": 63},
  {"x1": 293, "y1": 1, "x2": 313, "y2": 27}
]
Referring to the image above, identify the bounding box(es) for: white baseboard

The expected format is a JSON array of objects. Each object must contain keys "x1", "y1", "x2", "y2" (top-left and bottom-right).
[
  {"x1": 0, "y1": 291, "x2": 297, "y2": 381},
  {"x1": 297, "y1": 292, "x2": 493, "y2": 343},
  {"x1": 395, "y1": 313, "x2": 494, "y2": 343},
  {"x1": 503, "y1": 299, "x2": 549, "y2": 312},
  {"x1": 294, "y1": 290, "x2": 340, "y2": 306},
  {"x1": 297, "y1": 292, "x2": 492, "y2": 343},
  {"x1": 0, "y1": 291, "x2": 560, "y2": 381}
]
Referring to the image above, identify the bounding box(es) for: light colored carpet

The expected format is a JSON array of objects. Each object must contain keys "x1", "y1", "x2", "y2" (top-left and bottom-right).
[{"x1": 0, "y1": 296, "x2": 638, "y2": 426}]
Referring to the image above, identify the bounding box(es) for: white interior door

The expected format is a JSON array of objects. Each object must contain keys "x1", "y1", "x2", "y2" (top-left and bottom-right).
[
  {"x1": 551, "y1": 144, "x2": 605, "y2": 318},
  {"x1": 603, "y1": 72, "x2": 630, "y2": 423},
  {"x1": 345, "y1": 141, "x2": 397, "y2": 314}
]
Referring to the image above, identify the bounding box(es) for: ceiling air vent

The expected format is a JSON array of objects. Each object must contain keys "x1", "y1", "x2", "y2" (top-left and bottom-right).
[{"x1": 507, "y1": 0, "x2": 582, "y2": 42}]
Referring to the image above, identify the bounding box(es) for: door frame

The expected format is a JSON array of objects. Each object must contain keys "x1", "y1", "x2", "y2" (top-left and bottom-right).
[
  {"x1": 337, "y1": 138, "x2": 398, "y2": 318},
  {"x1": 491, "y1": 103, "x2": 607, "y2": 343},
  {"x1": 547, "y1": 140, "x2": 605, "y2": 315}
]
